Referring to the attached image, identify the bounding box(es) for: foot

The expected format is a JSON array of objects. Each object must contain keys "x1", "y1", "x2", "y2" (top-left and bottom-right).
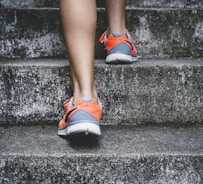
[
  {"x1": 99, "y1": 30, "x2": 138, "y2": 64},
  {"x1": 58, "y1": 97, "x2": 102, "y2": 136}
]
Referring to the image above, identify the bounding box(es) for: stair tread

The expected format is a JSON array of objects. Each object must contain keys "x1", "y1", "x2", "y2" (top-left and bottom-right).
[
  {"x1": 1, "y1": 0, "x2": 202, "y2": 8},
  {"x1": 1, "y1": 58, "x2": 203, "y2": 66},
  {"x1": 1, "y1": 125, "x2": 203, "y2": 157}
]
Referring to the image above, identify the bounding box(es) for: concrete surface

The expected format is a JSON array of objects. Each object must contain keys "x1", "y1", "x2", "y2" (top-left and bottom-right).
[
  {"x1": 0, "y1": 1, "x2": 203, "y2": 183},
  {"x1": 1, "y1": 0, "x2": 202, "y2": 8},
  {"x1": 0, "y1": 8, "x2": 203, "y2": 59},
  {"x1": 0, "y1": 59, "x2": 202, "y2": 125},
  {"x1": 0, "y1": 125, "x2": 203, "y2": 183}
]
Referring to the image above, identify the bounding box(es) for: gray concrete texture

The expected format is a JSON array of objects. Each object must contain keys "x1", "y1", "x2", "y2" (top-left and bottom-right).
[
  {"x1": 0, "y1": 0, "x2": 202, "y2": 8},
  {"x1": 0, "y1": 125, "x2": 203, "y2": 183},
  {"x1": 0, "y1": 8, "x2": 203, "y2": 59},
  {"x1": 0, "y1": 59, "x2": 202, "y2": 125}
]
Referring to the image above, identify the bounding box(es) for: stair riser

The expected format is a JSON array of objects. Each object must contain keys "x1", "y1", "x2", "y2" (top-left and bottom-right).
[
  {"x1": 0, "y1": 60, "x2": 202, "y2": 125},
  {"x1": 1, "y1": 0, "x2": 202, "y2": 8},
  {"x1": 1, "y1": 9, "x2": 203, "y2": 59},
  {"x1": 1, "y1": 155, "x2": 202, "y2": 184}
]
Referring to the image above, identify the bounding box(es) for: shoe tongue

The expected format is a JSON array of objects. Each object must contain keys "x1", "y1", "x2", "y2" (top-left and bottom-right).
[{"x1": 81, "y1": 97, "x2": 93, "y2": 102}]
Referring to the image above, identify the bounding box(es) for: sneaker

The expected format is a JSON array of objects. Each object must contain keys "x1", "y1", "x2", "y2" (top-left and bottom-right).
[
  {"x1": 99, "y1": 30, "x2": 138, "y2": 64},
  {"x1": 58, "y1": 97, "x2": 102, "y2": 136}
]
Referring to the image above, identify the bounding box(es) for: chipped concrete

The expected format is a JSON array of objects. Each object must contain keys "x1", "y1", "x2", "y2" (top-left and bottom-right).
[
  {"x1": 194, "y1": 22, "x2": 203, "y2": 39},
  {"x1": 0, "y1": 33, "x2": 64, "y2": 58}
]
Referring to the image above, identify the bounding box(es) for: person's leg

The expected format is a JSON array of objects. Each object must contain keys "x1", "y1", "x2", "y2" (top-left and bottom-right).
[
  {"x1": 60, "y1": 0, "x2": 97, "y2": 101},
  {"x1": 100, "y1": 0, "x2": 137, "y2": 64},
  {"x1": 59, "y1": 0, "x2": 102, "y2": 136},
  {"x1": 105, "y1": 0, "x2": 126, "y2": 35}
]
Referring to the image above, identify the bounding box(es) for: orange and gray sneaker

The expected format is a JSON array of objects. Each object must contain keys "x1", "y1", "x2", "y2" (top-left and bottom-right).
[
  {"x1": 99, "y1": 30, "x2": 138, "y2": 64},
  {"x1": 58, "y1": 97, "x2": 102, "y2": 136}
]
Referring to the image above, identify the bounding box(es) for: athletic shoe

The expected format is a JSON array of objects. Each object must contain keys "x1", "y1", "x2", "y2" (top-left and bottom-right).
[
  {"x1": 58, "y1": 97, "x2": 102, "y2": 136},
  {"x1": 99, "y1": 30, "x2": 138, "y2": 64}
]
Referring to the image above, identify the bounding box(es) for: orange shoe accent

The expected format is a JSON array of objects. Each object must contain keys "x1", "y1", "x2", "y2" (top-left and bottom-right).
[
  {"x1": 58, "y1": 98, "x2": 102, "y2": 129},
  {"x1": 99, "y1": 30, "x2": 137, "y2": 56}
]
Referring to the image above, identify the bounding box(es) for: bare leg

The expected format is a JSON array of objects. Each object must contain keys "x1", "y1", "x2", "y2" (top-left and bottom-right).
[
  {"x1": 105, "y1": 0, "x2": 126, "y2": 34},
  {"x1": 60, "y1": 0, "x2": 97, "y2": 101}
]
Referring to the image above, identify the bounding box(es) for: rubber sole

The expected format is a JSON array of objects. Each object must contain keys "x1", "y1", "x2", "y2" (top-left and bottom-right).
[
  {"x1": 106, "y1": 53, "x2": 138, "y2": 64},
  {"x1": 58, "y1": 122, "x2": 101, "y2": 136}
]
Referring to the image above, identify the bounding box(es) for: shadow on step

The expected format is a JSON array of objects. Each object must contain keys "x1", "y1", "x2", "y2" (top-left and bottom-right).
[{"x1": 59, "y1": 134, "x2": 101, "y2": 149}]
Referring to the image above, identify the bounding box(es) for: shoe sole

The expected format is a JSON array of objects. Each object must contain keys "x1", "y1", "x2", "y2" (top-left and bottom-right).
[
  {"x1": 106, "y1": 53, "x2": 138, "y2": 64},
  {"x1": 58, "y1": 122, "x2": 101, "y2": 136}
]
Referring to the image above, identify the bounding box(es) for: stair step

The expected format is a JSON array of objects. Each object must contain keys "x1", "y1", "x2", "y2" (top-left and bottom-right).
[
  {"x1": 0, "y1": 8, "x2": 203, "y2": 59},
  {"x1": 0, "y1": 125, "x2": 203, "y2": 183},
  {"x1": 1, "y1": 0, "x2": 202, "y2": 8},
  {"x1": 0, "y1": 59, "x2": 202, "y2": 125}
]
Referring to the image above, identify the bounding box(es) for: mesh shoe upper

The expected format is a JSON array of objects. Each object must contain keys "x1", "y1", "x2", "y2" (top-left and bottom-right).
[
  {"x1": 99, "y1": 30, "x2": 137, "y2": 57},
  {"x1": 58, "y1": 98, "x2": 102, "y2": 131}
]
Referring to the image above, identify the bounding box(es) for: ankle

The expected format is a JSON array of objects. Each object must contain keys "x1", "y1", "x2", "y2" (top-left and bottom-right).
[
  {"x1": 73, "y1": 93, "x2": 98, "y2": 102},
  {"x1": 107, "y1": 27, "x2": 126, "y2": 36}
]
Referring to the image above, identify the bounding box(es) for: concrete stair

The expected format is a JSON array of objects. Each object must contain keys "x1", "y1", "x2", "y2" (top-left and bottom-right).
[
  {"x1": 1, "y1": 1, "x2": 203, "y2": 59},
  {"x1": 0, "y1": 0, "x2": 203, "y2": 183},
  {"x1": 1, "y1": 125, "x2": 203, "y2": 183},
  {"x1": 0, "y1": 59, "x2": 202, "y2": 125}
]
